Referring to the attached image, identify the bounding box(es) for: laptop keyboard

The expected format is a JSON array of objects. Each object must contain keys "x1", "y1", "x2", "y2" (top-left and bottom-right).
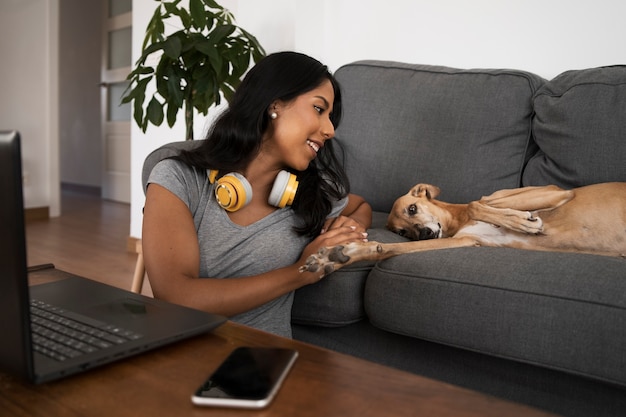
[{"x1": 30, "y1": 299, "x2": 143, "y2": 362}]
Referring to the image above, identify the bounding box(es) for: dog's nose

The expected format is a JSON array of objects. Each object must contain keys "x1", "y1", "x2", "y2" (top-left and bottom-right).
[{"x1": 418, "y1": 227, "x2": 438, "y2": 240}]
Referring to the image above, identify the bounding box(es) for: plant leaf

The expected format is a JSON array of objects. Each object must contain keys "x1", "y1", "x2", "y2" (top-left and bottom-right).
[
  {"x1": 189, "y1": 0, "x2": 207, "y2": 29},
  {"x1": 146, "y1": 97, "x2": 164, "y2": 126},
  {"x1": 192, "y1": 71, "x2": 212, "y2": 109},
  {"x1": 133, "y1": 98, "x2": 144, "y2": 132},
  {"x1": 143, "y1": 7, "x2": 164, "y2": 49},
  {"x1": 182, "y1": 43, "x2": 206, "y2": 68},
  {"x1": 179, "y1": 7, "x2": 191, "y2": 29},
  {"x1": 165, "y1": 2, "x2": 192, "y2": 30},
  {"x1": 127, "y1": 66, "x2": 154, "y2": 79},
  {"x1": 131, "y1": 76, "x2": 151, "y2": 130},
  {"x1": 167, "y1": 72, "x2": 184, "y2": 108},
  {"x1": 208, "y1": 24, "x2": 236, "y2": 45},
  {"x1": 163, "y1": 2, "x2": 178, "y2": 15},
  {"x1": 166, "y1": 102, "x2": 179, "y2": 128},
  {"x1": 155, "y1": 59, "x2": 171, "y2": 100},
  {"x1": 202, "y1": 0, "x2": 223, "y2": 10},
  {"x1": 139, "y1": 40, "x2": 167, "y2": 62},
  {"x1": 162, "y1": 35, "x2": 182, "y2": 60},
  {"x1": 195, "y1": 40, "x2": 222, "y2": 71}
]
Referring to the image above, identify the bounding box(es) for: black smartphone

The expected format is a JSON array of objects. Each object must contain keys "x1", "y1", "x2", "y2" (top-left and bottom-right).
[{"x1": 191, "y1": 346, "x2": 298, "y2": 409}]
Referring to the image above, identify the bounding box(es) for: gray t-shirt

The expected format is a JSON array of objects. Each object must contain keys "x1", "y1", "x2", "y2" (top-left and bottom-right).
[{"x1": 148, "y1": 159, "x2": 347, "y2": 338}]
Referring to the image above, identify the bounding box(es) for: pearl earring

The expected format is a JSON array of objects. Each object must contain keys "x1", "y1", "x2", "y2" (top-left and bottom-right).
[{"x1": 270, "y1": 112, "x2": 278, "y2": 120}]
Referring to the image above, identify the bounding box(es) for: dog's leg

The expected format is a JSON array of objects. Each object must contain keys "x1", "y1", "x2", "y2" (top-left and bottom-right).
[
  {"x1": 480, "y1": 185, "x2": 574, "y2": 211},
  {"x1": 468, "y1": 186, "x2": 575, "y2": 234},
  {"x1": 468, "y1": 202, "x2": 544, "y2": 234},
  {"x1": 300, "y1": 237, "x2": 479, "y2": 277}
]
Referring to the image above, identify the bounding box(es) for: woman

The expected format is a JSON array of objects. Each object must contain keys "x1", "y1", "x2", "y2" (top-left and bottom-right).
[{"x1": 142, "y1": 52, "x2": 372, "y2": 337}]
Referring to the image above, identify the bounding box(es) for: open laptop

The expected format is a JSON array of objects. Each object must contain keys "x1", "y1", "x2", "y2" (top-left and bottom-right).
[{"x1": 0, "y1": 131, "x2": 226, "y2": 384}]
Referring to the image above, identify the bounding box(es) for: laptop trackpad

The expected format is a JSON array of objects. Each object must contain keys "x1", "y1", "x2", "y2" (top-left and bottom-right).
[{"x1": 90, "y1": 298, "x2": 158, "y2": 317}]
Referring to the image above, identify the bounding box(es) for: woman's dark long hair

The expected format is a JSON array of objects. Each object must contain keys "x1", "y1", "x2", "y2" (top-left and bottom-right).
[{"x1": 177, "y1": 51, "x2": 349, "y2": 236}]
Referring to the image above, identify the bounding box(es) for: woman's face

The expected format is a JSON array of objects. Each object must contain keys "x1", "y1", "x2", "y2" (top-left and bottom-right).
[{"x1": 264, "y1": 79, "x2": 336, "y2": 172}]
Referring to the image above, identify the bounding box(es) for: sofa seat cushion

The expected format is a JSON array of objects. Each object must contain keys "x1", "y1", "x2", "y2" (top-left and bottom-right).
[
  {"x1": 524, "y1": 65, "x2": 626, "y2": 188},
  {"x1": 365, "y1": 247, "x2": 626, "y2": 386},
  {"x1": 333, "y1": 61, "x2": 545, "y2": 211}
]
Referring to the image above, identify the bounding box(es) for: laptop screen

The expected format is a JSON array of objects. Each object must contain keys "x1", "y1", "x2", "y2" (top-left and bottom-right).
[
  {"x1": 0, "y1": 131, "x2": 35, "y2": 379},
  {"x1": 1, "y1": 131, "x2": 227, "y2": 384}
]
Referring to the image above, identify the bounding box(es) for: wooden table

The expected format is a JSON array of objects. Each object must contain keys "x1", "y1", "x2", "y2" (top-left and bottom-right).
[{"x1": 0, "y1": 269, "x2": 559, "y2": 417}]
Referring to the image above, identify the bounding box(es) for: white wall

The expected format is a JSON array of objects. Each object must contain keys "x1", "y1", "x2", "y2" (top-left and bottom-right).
[
  {"x1": 0, "y1": 0, "x2": 60, "y2": 215},
  {"x1": 128, "y1": 0, "x2": 626, "y2": 237},
  {"x1": 297, "y1": 0, "x2": 626, "y2": 79}
]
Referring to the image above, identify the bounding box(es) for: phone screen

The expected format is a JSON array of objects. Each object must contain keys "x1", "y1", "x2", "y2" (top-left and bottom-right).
[{"x1": 191, "y1": 347, "x2": 298, "y2": 409}]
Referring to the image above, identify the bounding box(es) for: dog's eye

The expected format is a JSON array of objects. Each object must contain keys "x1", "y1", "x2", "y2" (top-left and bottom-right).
[
  {"x1": 398, "y1": 229, "x2": 407, "y2": 237},
  {"x1": 408, "y1": 204, "x2": 418, "y2": 216}
]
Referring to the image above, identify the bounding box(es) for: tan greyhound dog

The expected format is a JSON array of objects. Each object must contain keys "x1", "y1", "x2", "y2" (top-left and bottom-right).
[{"x1": 300, "y1": 182, "x2": 626, "y2": 277}]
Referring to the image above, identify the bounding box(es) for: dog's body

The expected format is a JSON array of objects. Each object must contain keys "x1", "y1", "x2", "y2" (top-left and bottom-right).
[{"x1": 301, "y1": 182, "x2": 626, "y2": 277}]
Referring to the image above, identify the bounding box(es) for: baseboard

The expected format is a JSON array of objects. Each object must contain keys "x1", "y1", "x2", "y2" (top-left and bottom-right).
[
  {"x1": 61, "y1": 182, "x2": 101, "y2": 196},
  {"x1": 127, "y1": 236, "x2": 142, "y2": 254},
  {"x1": 25, "y1": 206, "x2": 49, "y2": 222}
]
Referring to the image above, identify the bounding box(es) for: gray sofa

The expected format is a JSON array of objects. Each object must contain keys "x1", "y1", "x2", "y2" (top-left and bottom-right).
[{"x1": 291, "y1": 61, "x2": 626, "y2": 417}]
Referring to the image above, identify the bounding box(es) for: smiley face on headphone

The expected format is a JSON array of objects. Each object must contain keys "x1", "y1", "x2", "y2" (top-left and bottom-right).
[{"x1": 208, "y1": 170, "x2": 299, "y2": 212}]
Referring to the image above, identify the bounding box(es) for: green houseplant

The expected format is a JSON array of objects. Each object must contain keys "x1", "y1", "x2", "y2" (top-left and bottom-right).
[{"x1": 122, "y1": 0, "x2": 265, "y2": 140}]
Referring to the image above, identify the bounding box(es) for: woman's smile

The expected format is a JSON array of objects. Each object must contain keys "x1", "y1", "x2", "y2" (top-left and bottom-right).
[{"x1": 307, "y1": 139, "x2": 322, "y2": 154}]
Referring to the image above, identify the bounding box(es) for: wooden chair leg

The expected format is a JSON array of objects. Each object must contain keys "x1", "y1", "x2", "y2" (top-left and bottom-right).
[{"x1": 131, "y1": 240, "x2": 145, "y2": 294}]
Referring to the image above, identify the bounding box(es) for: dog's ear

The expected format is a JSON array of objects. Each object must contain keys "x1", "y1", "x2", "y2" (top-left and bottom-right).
[{"x1": 409, "y1": 184, "x2": 440, "y2": 199}]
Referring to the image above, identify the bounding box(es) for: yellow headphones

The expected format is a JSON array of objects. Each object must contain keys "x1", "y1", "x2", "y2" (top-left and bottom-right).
[{"x1": 208, "y1": 169, "x2": 299, "y2": 212}]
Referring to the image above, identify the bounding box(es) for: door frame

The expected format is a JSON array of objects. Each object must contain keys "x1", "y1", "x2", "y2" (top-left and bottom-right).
[{"x1": 101, "y1": 1, "x2": 132, "y2": 203}]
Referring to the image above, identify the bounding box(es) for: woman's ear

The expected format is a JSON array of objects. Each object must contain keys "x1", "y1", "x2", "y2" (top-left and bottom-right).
[
  {"x1": 269, "y1": 101, "x2": 281, "y2": 116},
  {"x1": 270, "y1": 99, "x2": 291, "y2": 116}
]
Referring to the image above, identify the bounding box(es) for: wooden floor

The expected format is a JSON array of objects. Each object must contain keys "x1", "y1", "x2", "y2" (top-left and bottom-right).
[{"x1": 25, "y1": 190, "x2": 152, "y2": 295}]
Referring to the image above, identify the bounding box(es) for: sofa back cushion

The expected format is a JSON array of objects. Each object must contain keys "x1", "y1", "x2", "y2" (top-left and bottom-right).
[
  {"x1": 523, "y1": 65, "x2": 626, "y2": 188},
  {"x1": 333, "y1": 61, "x2": 545, "y2": 211}
]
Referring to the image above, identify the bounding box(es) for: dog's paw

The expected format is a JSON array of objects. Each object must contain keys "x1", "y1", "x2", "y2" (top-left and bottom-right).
[
  {"x1": 298, "y1": 245, "x2": 350, "y2": 278},
  {"x1": 525, "y1": 212, "x2": 544, "y2": 233},
  {"x1": 501, "y1": 210, "x2": 545, "y2": 234}
]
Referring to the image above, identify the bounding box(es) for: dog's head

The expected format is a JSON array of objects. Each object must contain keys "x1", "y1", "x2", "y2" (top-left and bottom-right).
[{"x1": 386, "y1": 183, "x2": 444, "y2": 241}]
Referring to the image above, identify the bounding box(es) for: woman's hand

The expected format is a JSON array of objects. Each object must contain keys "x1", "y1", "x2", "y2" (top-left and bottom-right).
[
  {"x1": 297, "y1": 222, "x2": 368, "y2": 283},
  {"x1": 321, "y1": 215, "x2": 368, "y2": 235}
]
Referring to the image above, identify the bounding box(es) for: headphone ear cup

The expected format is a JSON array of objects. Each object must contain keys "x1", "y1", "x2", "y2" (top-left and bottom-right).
[
  {"x1": 214, "y1": 172, "x2": 252, "y2": 212},
  {"x1": 268, "y1": 171, "x2": 299, "y2": 208}
]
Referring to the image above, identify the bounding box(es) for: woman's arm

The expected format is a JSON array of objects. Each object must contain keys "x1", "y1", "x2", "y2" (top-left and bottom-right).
[
  {"x1": 142, "y1": 184, "x2": 367, "y2": 316},
  {"x1": 322, "y1": 193, "x2": 372, "y2": 235},
  {"x1": 342, "y1": 193, "x2": 372, "y2": 229}
]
